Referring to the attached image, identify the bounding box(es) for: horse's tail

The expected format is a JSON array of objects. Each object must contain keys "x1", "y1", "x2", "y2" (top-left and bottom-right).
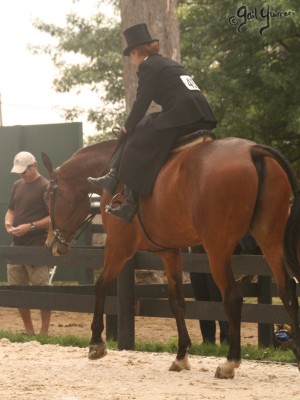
[{"x1": 251, "y1": 144, "x2": 300, "y2": 282}]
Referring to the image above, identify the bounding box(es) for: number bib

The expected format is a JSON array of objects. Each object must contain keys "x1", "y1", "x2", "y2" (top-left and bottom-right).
[{"x1": 180, "y1": 75, "x2": 201, "y2": 91}]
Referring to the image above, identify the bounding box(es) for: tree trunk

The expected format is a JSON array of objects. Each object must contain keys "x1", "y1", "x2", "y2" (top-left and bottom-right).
[{"x1": 119, "y1": 0, "x2": 180, "y2": 113}]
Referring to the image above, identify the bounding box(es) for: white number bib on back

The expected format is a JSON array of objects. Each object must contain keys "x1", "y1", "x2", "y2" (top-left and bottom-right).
[{"x1": 180, "y1": 75, "x2": 201, "y2": 91}]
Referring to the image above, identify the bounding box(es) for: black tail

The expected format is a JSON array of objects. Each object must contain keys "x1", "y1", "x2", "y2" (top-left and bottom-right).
[{"x1": 251, "y1": 144, "x2": 300, "y2": 281}]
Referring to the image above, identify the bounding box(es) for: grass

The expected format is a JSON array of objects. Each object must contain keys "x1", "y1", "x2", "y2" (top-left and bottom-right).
[
  {"x1": 0, "y1": 330, "x2": 297, "y2": 365},
  {"x1": 135, "y1": 339, "x2": 297, "y2": 364}
]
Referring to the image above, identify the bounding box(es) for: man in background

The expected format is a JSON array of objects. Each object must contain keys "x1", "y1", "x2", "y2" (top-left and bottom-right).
[{"x1": 4, "y1": 151, "x2": 51, "y2": 335}]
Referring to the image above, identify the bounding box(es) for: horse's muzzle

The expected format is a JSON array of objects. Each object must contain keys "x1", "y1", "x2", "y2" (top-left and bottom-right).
[{"x1": 45, "y1": 232, "x2": 70, "y2": 256}]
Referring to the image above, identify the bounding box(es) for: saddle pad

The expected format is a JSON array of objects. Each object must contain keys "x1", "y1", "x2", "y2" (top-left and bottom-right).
[{"x1": 172, "y1": 134, "x2": 214, "y2": 153}]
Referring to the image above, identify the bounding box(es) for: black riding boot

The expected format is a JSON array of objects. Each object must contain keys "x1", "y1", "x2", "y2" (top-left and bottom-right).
[
  {"x1": 106, "y1": 187, "x2": 138, "y2": 223},
  {"x1": 87, "y1": 168, "x2": 119, "y2": 195}
]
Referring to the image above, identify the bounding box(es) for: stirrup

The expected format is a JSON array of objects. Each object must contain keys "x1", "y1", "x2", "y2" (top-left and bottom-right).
[
  {"x1": 105, "y1": 189, "x2": 138, "y2": 223},
  {"x1": 105, "y1": 202, "x2": 137, "y2": 224}
]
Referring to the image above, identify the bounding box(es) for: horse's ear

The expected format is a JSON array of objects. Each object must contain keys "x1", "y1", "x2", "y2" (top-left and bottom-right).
[{"x1": 41, "y1": 152, "x2": 54, "y2": 178}]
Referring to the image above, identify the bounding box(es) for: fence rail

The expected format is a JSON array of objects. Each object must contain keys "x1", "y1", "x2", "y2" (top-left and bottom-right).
[{"x1": 0, "y1": 245, "x2": 299, "y2": 348}]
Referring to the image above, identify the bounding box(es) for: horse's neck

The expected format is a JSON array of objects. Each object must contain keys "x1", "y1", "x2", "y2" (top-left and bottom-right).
[{"x1": 59, "y1": 142, "x2": 115, "y2": 189}]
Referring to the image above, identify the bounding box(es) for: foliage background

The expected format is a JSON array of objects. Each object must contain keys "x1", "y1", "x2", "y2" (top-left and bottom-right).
[
  {"x1": 32, "y1": 0, "x2": 300, "y2": 173},
  {"x1": 178, "y1": 0, "x2": 300, "y2": 173}
]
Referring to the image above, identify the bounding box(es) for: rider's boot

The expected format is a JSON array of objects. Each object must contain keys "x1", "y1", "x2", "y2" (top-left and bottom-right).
[
  {"x1": 106, "y1": 186, "x2": 138, "y2": 223},
  {"x1": 87, "y1": 168, "x2": 119, "y2": 195}
]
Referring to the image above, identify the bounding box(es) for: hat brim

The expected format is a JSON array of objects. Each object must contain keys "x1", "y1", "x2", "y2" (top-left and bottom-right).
[
  {"x1": 123, "y1": 39, "x2": 158, "y2": 56},
  {"x1": 11, "y1": 165, "x2": 27, "y2": 174}
]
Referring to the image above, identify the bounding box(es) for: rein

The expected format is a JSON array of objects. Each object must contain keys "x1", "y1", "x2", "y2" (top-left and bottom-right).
[{"x1": 49, "y1": 178, "x2": 96, "y2": 247}]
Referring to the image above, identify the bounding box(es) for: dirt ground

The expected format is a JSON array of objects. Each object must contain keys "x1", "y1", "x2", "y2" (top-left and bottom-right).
[
  {"x1": 0, "y1": 337, "x2": 299, "y2": 400},
  {"x1": 1, "y1": 308, "x2": 300, "y2": 400},
  {"x1": 0, "y1": 307, "x2": 257, "y2": 345}
]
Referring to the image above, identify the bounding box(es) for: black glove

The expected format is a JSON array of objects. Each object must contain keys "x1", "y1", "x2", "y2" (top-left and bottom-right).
[{"x1": 112, "y1": 126, "x2": 127, "y2": 140}]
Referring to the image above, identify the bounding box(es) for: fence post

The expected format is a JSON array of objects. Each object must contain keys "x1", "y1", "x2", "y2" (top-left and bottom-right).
[
  {"x1": 257, "y1": 275, "x2": 273, "y2": 347},
  {"x1": 117, "y1": 258, "x2": 135, "y2": 350}
]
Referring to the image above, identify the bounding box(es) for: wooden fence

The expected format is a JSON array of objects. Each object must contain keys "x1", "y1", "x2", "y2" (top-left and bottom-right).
[{"x1": 0, "y1": 244, "x2": 299, "y2": 349}]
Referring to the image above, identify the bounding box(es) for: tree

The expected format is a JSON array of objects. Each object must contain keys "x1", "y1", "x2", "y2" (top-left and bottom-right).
[
  {"x1": 31, "y1": 0, "x2": 181, "y2": 142},
  {"x1": 32, "y1": 0, "x2": 300, "y2": 175},
  {"x1": 177, "y1": 0, "x2": 300, "y2": 173},
  {"x1": 119, "y1": 0, "x2": 180, "y2": 112}
]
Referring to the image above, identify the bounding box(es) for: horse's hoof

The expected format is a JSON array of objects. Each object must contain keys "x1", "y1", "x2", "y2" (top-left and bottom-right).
[
  {"x1": 169, "y1": 355, "x2": 191, "y2": 372},
  {"x1": 214, "y1": 366, "x2": 235, "y2": 379},
  {"x1": 88, "y1": 343, "x2": 107, "y2": 360},
  {"x1": 214, "y1": 360, "x2": 240, "y2": 379}
]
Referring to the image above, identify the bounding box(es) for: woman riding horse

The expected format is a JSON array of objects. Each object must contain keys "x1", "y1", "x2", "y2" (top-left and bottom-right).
[{"x1": 88, "y1": 23, "x2": 217, "y2": 223}]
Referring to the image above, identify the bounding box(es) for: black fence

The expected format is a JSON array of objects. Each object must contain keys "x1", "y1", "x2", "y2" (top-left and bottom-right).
[{"x1": 0, "y1": 244, "x2": 299, "y2": 349}]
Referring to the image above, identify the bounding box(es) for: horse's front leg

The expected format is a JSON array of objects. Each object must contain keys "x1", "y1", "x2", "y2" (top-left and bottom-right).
[
  {"x1": 161, "y1": 250, "x2": 192, "y2": 372},
  {"x1": 88, "y1": 272, "x2": 110, "y2": 360},
  {"x1": 88, "y1": 239, "x2": 136, "y2": 360}
]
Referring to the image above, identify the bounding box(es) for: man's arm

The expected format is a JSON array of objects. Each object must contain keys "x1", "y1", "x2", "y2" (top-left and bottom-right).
[
  {"x1": 5, "y1": 209, "x2": 14, "y2": 233},
  {"x1": 31, "y1": 216, "x2": 51, "y2": 231},
  {"x1": 5, "y1": 214, "x2": 50, "y2": 238}
]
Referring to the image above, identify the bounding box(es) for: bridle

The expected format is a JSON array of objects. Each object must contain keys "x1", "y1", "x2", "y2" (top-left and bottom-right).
[
  {"x1": 46, "y1": 132, "x2": 123, "y2": 251},
  {"x1": 48, "y1": 177, "x2": 96, "y2": 249}
]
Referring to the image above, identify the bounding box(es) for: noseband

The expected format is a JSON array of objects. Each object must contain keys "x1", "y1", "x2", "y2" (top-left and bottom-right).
[{"x1": 49, "y1": 178, "x2": 95, "y2": 248}]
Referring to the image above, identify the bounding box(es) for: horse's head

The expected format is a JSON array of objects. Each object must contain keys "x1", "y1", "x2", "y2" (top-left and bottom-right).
[
  {"x1": 42, "y1": 152, "x2": 92, "y2": 256},
  {"x1": 41, "y1": 140, "x2": 118, "y2": 255}
]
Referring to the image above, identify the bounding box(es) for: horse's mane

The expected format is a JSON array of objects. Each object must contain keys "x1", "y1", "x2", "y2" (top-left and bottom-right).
[
  {"x1": 72, "y1": 139, "x2": 117, "y2": 157},
  {"x1": 58, "y1": 139, "x2": 117, "y2": 180}
]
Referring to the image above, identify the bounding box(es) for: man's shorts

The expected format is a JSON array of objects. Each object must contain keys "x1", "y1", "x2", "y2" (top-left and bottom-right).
[{"x1": 7, "y1": 264, "x2": 50, "y2": 286}]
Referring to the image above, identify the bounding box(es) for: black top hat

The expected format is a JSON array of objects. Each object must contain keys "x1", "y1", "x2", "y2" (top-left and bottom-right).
[{"x1": 123, "y1": 23, "x2": 158, "y2": 56}]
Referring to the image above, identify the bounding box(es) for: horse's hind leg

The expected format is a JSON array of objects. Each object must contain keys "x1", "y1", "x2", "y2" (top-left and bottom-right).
[
  {"x1": 286, "y1": 278, "x2": 300, "y2": 368},
  {"x1": 257, "y1": 243, "x2": 300, "y2": 368},
  {"x1": 160, "y1": 249, "x2": 192, "y2": 371},
  {"x1": 250, "y1": 157, "x2": 300, "y2": 369},
  {"x1": 283, "y1": 276, "x2": 300, "y2": 366},
  {"x1": 207, "y1": 251, "x2": 243, "y2": 379}
]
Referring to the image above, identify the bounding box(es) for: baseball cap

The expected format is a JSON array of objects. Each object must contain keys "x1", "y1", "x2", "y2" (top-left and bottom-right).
[{"x1": 11, "y1": 151, "x2": 36, "y2": 174}]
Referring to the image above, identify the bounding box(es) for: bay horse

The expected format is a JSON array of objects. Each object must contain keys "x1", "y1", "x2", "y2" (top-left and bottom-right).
[{"x1": 42, "y1": 136, "x2": 300, "y2": 379}]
